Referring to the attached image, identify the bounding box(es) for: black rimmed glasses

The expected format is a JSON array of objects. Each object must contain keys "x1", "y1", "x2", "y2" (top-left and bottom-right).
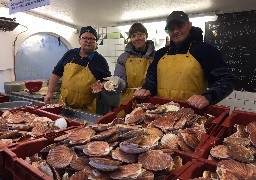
[{"x1": 80, "y1": 37, "x2": 97, "y2": 42}]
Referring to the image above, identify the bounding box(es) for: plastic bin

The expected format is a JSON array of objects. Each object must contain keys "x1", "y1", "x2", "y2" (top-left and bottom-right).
[
  {"x1": 0, "y1": 94, "x2": 9, "y2": 103},
  {"x1": 196, "y1": 110, "x2": 256, "y2": 158},
  {"x1": 4, "y1": 137, "x2": 195, "y2": 180},
  {"x1": 96, "y1": 97, "x2": 229, "y2": 156}
]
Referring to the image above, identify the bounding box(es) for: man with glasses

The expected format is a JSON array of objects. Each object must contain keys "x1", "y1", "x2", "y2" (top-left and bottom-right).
[
  {"x1": 44, "y1": 26, "x2": 111, "y2": 113},
  {"x1": 134, "y1": 11, "x2": 235, "y2": 109}
]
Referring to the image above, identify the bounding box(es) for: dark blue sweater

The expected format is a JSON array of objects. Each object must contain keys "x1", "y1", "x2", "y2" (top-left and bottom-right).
[{"x1": 52, "y1": 48, "x2": 111, "y2": 81}]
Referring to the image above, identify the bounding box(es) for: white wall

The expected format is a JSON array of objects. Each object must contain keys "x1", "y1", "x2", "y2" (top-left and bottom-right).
[{"x1": 0, "y1": 6, "x2": 79, "y2": 93}]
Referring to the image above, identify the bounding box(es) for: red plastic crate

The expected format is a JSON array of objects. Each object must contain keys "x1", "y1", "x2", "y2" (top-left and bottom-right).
[
  {"x1": 0, "y1": 94, "x2": 9, "y2": 103},
  {"x1": 4, "y1": 138, "x2": 54, "y2": 180},
  {"x1": 28, "y1": 104, "x2": 63, "y2": 115},
  {"x1": 0, "y1": 148, "x2": 13, "y2": 180},
  {"x1": 173, "y1": 158, "x2": 218, "y2": 180},
  {"x1": 195, "y1": 110, "x2": 256, "y2": 159},
  {"x1": 0, "y1": 107, "x2": 83, "y2": 144},
  {"x1": 4, "y1": 137, "x2": 195, "y2": 180},
  {"x1": 96, "y1": 97, "x2": 229, "y2": 157}
]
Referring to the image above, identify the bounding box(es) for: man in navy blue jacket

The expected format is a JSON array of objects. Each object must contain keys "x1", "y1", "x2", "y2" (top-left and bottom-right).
[{"x1": 134, "y1": 11, "x2": 235, "y2": 109}]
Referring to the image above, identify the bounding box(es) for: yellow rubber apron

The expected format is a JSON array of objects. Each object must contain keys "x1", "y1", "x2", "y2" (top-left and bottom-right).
[
  {"x1": 157, "y1": 49, "x2": 207, "y2": 100},
  {"x1": 120, "y1": 55, "x2": 152, "y2": 104},
  {"x1": 60, "y1": 60, "x2": 97, "y2": 113}
]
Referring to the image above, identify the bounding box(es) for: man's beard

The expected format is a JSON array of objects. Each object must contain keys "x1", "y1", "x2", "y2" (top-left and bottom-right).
[{"x1": 82, "y1": 48, "x2": 94, "y2": 55}]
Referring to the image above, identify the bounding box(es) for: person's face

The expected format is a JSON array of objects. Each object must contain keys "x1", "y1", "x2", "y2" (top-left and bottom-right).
[
  {"x1": 79, "y1": 32, "x2": 97, "y2": 54},
  {"x1": 130, "y1": 32, "x2": 147, "y2": 51},
  {"x1": 167, "y1": 22, "x2": 192, "y2": 47}
]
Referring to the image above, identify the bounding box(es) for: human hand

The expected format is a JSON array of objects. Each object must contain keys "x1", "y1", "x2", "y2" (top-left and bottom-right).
[
  {"x1": 134, "y1": 89, "x2": 151, "y2": 99},
  {"x1": 44, "y1": 93, "x2": 53, "y2": 104},
  {"x1": 187, "y1": 95, "x2": 209, "y2": 109},
  {"x1": 91, "y1": 80, "x2": 103, "y2": 93}
]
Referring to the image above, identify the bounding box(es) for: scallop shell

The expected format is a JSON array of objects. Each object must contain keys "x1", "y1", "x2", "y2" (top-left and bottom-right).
[
  {"x1": 217, "y1": 160, "x2": 255, "y2": 179},
  {"x1": 84, "y1": 165, "x2": 111, "y2": 179},
  {"x1": 54, "y1": 118, "x2": 67, "y2": 129},
  {"x1": 38, "y1": 161, "x2": 54, "y2": 178},
  {"x1": 110, "y1": 163, "x2": 144, "y2": 179},
  {"x1": 116, "y1": 124, "x2": 139, "y2": 132},
  {"x1": 180, "y1": 132, "x2": 199, "y2": 149},
  {"x1": 112, "y1": 147, "x2": 138, "y2": 163},
  {"x1": 146, "y1": 104, "x2": 167, "y2": 114},
  {"x1": 54, "y1": 133, "x2": 70, "y2": 142},
  {"x1": 227, "y1": 143, "x2": 255, "y2": 163},
  {"x1": 92, "y1": 127, "x2": 116, "y2": 140},
  {"x1": 104, "y1": 81, "x2": 115, "y2": 91},
  {"x1": 224, "y1": 136, "x2": 251, "y2": 146},
  {"x1": 6, "y1": 111, "x2": 29, "y2": 123},
  {"x1": 70, "y1": 156, "x2": 89, "y2": 171},
  {"x1": 246, "y1": 121, "x2": 256, "y2": 134},
  {"x1": 120, "y1": 136, "x2": 149, "y2": 154},
  {"x1": 153, "y1": 112, "x2": 177, "y2": 131},
  {"x1": 135, "y1": 103, "x2": 156, "y2": 111},
  {"x1": 125, "y1": 107, "x2": 145, "y2": 124},
  {"x1": 177, "y1": 140, "x2": 194, "y2": 152},
  {"x1": 249, "y1": 131, "x2": 256, "y2": 146},
  {"x1": 138, "y1": 150, "x2": 173, "y2": 171},
  {"x1": 89, "y1": 157, "x2": 122, "y2": 171},
  {"x1": 210, "y1": 145, "x2": 230, "y2": 159},
  {"x1": 120, "y1": 129, "x2": 144, "y2": 140},
  {"x1": 2, "y1": 110, "x2": 12, "y2": 118},
  {"x1": 89, "y1": 123, "x2": 112, "y2": 131},
  {"x1": 137, "y1": 170, "x2": 154, "y2": 180},
  {"x1": 46, "y1": 145, "x2": 74, "y2": 168},
  {"x1": 31, "y1": 124, "x2": 50, "y2": 136},
  {"x1": 0, "y1": 139, "x2": 12, "y2": 149},
  {"x1": 70, "y1": 171, "x2": 88, "y2": 180},
  {"x1": 68, "y1": 127, "x2": 95, "y2": 144},
  {"x1": 83, "y1": 141, "x2": 111, "y2": 156},
  {"x1": 140, "y1": 135, "x2": 160, "y2": 148},
  {"x1": 144, "y1": 127, "x2": 163, "y2": 137},
  {"x1": 161, "y1": 133, "x2": 179, "y2": 149}
]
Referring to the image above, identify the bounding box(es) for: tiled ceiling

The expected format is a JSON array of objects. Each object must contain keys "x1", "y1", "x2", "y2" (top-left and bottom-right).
[{"x1": 1, "y1": 0, "x2": 256, "y2": 28}]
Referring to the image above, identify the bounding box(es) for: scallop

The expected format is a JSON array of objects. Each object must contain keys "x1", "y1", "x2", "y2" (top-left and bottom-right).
[
  {"x1": 110, "y1": 163, "x2": 144, "y2": 179},
  {"x1": 92, "y1": 127, "x2": 116, "y2": 140},
  {"x1": 210, "y1": 145, "x2": 230, "y2": 159},
  {"x1": 112, "y1": 147, "x2": 138, "y2": 163},
  {"x1": 140, "y1": 134, "x2": 160, "y2": 148},
  {"x1": 70, "y1": 156, "x2": 89, "y2": 171},
  {"x1": 180, "y1": 132, "x2": 199, "y2": 149},
  {"x1": 246, "y1": 121, "x2": 256, "y2": 134},
  {"x1": 224, "y1": 136, "x2": 251, "y2": 146},
  {"x1": 46, "y1": 145, "x2": 74, "y2": 168},
  {"x1": 89, "y1": 157, "x2": 122, "y2": 171},
  {"x1": 144, "y1": 127, "x2": 163, "y2": 137},
  {"x1": 137, "y1": 170, "x2": 154, "y2": 180},
  {"x1": 138, "y1": 150, "x2": 174, "y2": 171},
  {"x1": 83, "y1": 141, "x2": 111, "y2": 156},
  {"x1": 249, "y1": 131, "x2": 256, "y2": 146},
  {"x1": 68, "y1": 127, "x2": 95, "y2": 144},
  {"x1": 227, "y1": 143, "x2": 255, "y2": 163},
  {"x1": 89, "y1": 123, "x2": 112, "y2": 131},
  {"x1": 161, "y1": 133, "x2": 179, "y2": 149},
  {"x1": 54, "y1": 118, "x2": 67, "y2": 129},
  {"x1": 125, "y1": 107, "x2": 145, "y2": 124},
  {"x1": 119, "y1": 136, "x2": 149, "y2": 154},
  {"x1": 217, "y1": 160, "x2": 255, "y2": 179},
  {"x1": 0, "y1": 139, "x2": 12, "y2": 149},
  {"x1": 153, "y1": 112, "x2": 177, "y2": 131},
  {"x1": 70, "y1": 171, "x2": 88, "y2": 180},
  {"x1": 120, "y1": 129, "x2": 144, "y2": 140}
]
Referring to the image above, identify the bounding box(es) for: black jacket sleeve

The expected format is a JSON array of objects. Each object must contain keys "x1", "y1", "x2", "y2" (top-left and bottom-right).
[{"x1": 192, "y1": 43, "x2": 236, "y2": 104}]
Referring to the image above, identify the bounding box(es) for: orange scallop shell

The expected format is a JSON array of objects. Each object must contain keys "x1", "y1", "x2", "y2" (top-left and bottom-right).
[
  {"x1": 110, "y1": 163, "x2": 144, "y2": 179},
  {"x1": 83, "y1": 141, "x2": 111, "y2": 156},
  {"x1": 138, "y1": 150, "x2": 173, "y2": 171},
  {"x1": 112, "y1": 147, "x2": 138, "y2": 163},
  {"x1": 70, "y1": 156, "x2": 89, "y2": 171},
  {"x1": 68, "y1": 127, "x2": 95, "y2": 144},
  {"x1": 46, "y1": 145, "x2": 74, "y2": 168}
]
